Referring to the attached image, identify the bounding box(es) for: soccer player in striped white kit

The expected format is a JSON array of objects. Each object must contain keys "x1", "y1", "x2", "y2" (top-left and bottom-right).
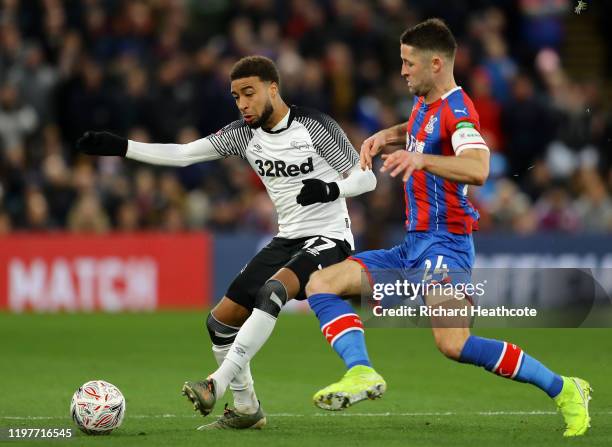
[{"x1": 77, "y1": 56, "x2": 386, "y2": 430}]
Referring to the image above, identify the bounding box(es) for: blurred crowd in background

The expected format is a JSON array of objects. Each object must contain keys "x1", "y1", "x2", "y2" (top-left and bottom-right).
[{"x1": 0, "y1": 0, "x2": 610, "y2": 248}]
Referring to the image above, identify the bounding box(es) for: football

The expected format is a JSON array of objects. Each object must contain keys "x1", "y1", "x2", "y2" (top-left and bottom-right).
[{"x1": 70, "y1": 380, "x2": 126, "y2": 435}]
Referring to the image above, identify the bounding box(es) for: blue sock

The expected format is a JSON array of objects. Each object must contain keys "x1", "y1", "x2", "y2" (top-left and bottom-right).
[
  {"x1": 459, "y1": 335, "x2": 563, "y2": 398},
  {"x1": 308, "y1": 293, "x2": 371, "y2": 369},
  {"x1": 515, "y1": 354, "x2": 564, "y2": 398}
]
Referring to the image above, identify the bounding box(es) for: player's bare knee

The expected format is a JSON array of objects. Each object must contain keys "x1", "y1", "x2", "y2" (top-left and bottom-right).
[
  {"x1": 305, "y1": 269, "x2": 334, "y2": 296},
  {"x1": 254, "y1": 279, "x2": 288, "y2": 318}
]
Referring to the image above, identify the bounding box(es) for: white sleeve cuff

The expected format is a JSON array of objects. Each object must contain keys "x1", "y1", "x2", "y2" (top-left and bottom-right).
[{"x1": 337, "y1": 165, "x2": 377, "y2": 198}]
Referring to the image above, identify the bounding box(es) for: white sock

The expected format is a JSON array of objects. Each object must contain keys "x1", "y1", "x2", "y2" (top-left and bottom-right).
[
  {"x1": 211, "y1": 309, "x2": 277, "y2": 398},
  {"x1": 212, "y1": 344, "x2": 258, "y2": 413}
]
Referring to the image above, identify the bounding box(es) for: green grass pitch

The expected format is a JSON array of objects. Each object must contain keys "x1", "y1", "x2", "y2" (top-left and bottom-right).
[{"x1": 1, "y1": 312, "x2": 610, "y2": 446}]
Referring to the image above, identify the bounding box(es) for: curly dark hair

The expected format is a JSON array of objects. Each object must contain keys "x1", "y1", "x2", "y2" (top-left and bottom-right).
[{"x1": 230, "y1": 55, "x2": 280, "y2": 85}]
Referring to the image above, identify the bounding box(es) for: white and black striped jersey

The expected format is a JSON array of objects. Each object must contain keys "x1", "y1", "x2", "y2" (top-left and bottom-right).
[
  {"x1": 208, "y1": 106, "x2": 358, "y2": 246},
  {"x1": 127, "y1": 105, "x2": 359, "y2": 247}
]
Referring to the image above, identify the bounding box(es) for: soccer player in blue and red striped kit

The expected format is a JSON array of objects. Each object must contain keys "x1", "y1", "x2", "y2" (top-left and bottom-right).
[{"x1": 306, "y1": 18, "x2": 592, "y2": 437}]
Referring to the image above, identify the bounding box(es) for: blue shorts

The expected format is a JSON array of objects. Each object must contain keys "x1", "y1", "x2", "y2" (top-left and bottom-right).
[{"x1": 350, "y1": 231, "x2": 475, "y2": 289}]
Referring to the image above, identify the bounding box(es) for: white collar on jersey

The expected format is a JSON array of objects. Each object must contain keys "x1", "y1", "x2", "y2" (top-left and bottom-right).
[
  {"x1": 441, "y1": 86, "x2": 462, "y2": 100},
  {"x1": 269, "y1": 109, "x2": 291, "y2": 132}
]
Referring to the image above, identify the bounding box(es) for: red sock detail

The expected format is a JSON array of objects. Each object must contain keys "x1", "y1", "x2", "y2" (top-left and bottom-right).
[
  {"x1": 321, "y1": 313, "x2": 364, "y2": 346},
  {"x1": 493, "y1": 342, "x2": 524, "y2": 379}
]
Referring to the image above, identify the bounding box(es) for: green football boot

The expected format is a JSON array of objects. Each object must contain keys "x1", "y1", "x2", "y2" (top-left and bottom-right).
[
  {"x1": 313, "y1": 365, "x2": 386, "y2": 411},
  {"x1": 554, "y1": 376, "x2": 592, "y2": 437}
]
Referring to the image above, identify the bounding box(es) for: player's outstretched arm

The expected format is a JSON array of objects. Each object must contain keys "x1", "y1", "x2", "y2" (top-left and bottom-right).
[
  {"x1": 360, "y1": 122, "x2": 407, "y2": 170},
  {"x1": 76, "y1": 130, "x2": 225, "y2": 167},
  {"x1": 380, "y1": 148, "x2": 489, "y2": 185},
  {"x1": 296, "y1": 165, "x2": 377, "y2": 206}
]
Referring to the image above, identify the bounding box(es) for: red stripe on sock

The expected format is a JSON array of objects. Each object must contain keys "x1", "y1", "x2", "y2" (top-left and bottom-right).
[
  {"x1": 321, "y1": 313, "x2": 364, "y2": 346},
  {"x1": 494, "y1": 342, "x2": 523, "y2": 378}
]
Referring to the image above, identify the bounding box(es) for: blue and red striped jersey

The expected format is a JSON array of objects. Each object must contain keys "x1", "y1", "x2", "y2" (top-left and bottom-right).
[{"x1": 403, "y1": 87, "x2": 482, "y2": 234}]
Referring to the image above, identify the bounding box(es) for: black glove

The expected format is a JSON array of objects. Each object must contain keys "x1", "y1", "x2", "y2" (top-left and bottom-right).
[
  {"x1": 296, "y1": 179, "x2": 340, "y2": 206},
  {"x1": 76, "y1": 131, "x2": 128, "y2": 156}
]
